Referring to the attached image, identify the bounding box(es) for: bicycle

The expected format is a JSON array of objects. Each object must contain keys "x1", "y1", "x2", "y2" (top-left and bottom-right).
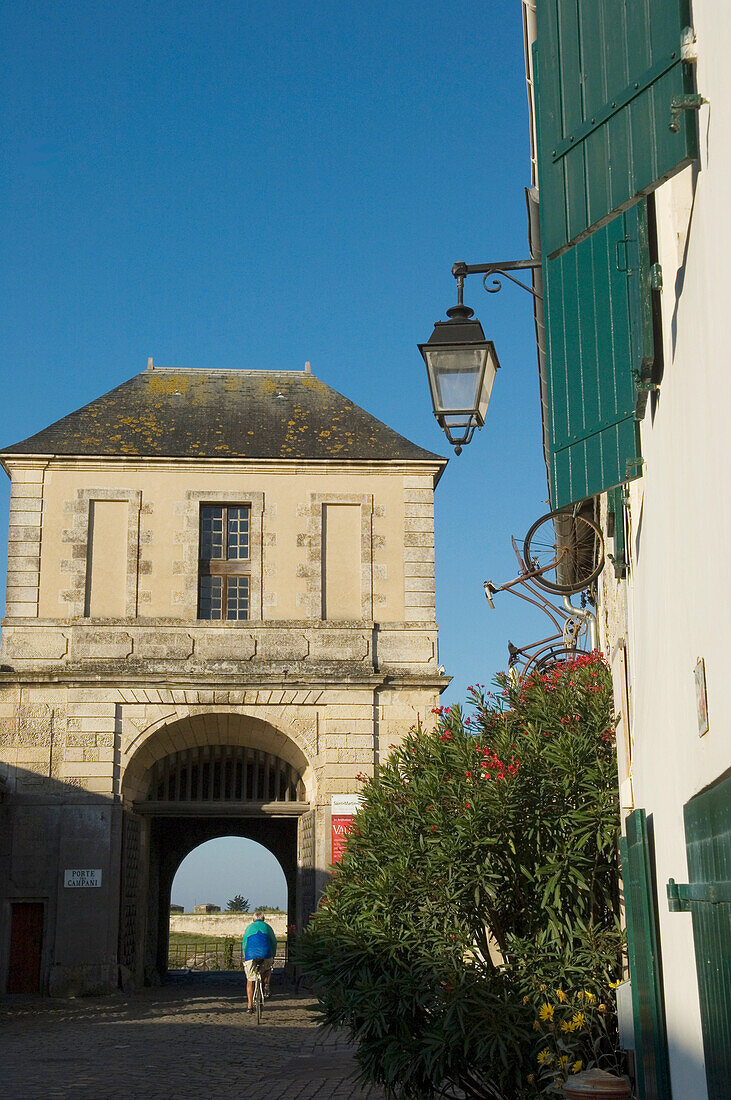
[
  {"x1": 250, "y1": 959, "x2": 265, "y2": 1024},
  {"x1": 483, "y1": 508, "x2": 603, "y2": 681}
]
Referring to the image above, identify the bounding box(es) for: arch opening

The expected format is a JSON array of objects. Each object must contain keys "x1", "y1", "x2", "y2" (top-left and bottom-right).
[
  {"x1": 118, "y1": 711, "x2": 314, "y2": 986},
  {"x1": 167, "y1": 836, "x2": 288, "y2": 973}
]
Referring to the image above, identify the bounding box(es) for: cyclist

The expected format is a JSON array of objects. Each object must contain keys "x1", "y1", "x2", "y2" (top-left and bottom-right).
[{"x1": 242, "y1": 910, "x2": 278, "y2": 1013}]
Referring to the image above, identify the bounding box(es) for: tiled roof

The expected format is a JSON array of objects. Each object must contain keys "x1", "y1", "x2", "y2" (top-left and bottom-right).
[{"x1": 1, "y1": 369, "x2": 445, "y2": 464}]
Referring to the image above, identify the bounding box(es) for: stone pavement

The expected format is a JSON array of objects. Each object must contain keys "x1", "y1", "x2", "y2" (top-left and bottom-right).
[{"x1": 0, "y1": 972, "x2": 387, "y2": 1100}]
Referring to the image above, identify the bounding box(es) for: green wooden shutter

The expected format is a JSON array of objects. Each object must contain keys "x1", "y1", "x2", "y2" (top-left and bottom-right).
[
  {"x1": 543, "y1": 199, "x2": 653, "y2": 508},
  {"x1": 668, "y1": 772, "x2": 731, "y2": 1100},
  {"x1": 607, "y1": 487, "x2": 627, "y2": 577},
  {"x1": 536, "y1": 0, "x2": 699, "y2": 258},
  {"x1": 620, "y1": 810, "x2": 672, "y2": 1100}
]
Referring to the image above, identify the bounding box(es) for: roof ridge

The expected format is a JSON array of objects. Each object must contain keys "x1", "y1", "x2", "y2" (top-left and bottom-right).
[{"x1": 143, "y1": 367, "x2": 314, "y2": 375}]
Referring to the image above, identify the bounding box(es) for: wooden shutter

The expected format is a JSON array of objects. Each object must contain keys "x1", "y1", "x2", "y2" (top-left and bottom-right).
[
  {"x1": 620, "y1": 810, "x2": 672, "y2": 1100},
  {"x1": 544, "y1": 200, "x2": 653, "y2": 508},
  {"x1": 669, "y1": 772, "x2": 731, "y2": 1100},
  {"x1": 607, "y1": 487, "x2": 627, "y2": 578},
  {"x1": 536, "y1": 0, "x2": 699, "y2": 258}
]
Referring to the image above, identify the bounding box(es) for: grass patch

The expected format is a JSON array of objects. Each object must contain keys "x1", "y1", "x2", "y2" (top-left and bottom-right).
[{"x1": 169, "y1": 931, "x2": 227, "y2": 946}]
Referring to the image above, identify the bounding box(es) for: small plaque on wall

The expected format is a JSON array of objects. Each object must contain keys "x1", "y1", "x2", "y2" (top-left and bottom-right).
[
  {"x1": 695, "y1": 658, "x2": 709, "y2": 737},
  {"x1": 64, "y1": 869, "x2": 102, "y2": 888}
]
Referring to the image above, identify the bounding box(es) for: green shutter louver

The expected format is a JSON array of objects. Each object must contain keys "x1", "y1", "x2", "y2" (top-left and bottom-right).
[
  {"x1": 544, "y1": 200, "x2": 653, "y2": 509},
  {"x1": 620, "y1": 810, "x2": 672, "y2": 1100},
  {"x1": 536, "y1": 0, "x2": 699, "y2": 258}
]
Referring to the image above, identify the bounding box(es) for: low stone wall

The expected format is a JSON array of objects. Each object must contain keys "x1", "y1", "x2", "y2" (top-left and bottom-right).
[{"x1": 169, "y1": 913, "x2": 288, "y2": 938}]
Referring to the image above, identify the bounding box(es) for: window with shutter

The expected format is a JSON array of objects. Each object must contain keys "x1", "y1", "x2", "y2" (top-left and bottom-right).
[
  {"x1": 667, "y1": 772, "x2": 731, "y2": 1100},
  {"x1": 620, "y1": 809, "x2": 672, "y2": 1100},
  {"x1": 543, "y1": 199, "x2": 653, "y2": 508},
  {"x1": 536, "y1": 0, "x2": 699, "y2": 258}
]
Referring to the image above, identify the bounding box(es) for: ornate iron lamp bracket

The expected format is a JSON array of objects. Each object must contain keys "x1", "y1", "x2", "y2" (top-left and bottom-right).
[{"x1": 452, "y1": 259, "x2": 542, "y2": 301}]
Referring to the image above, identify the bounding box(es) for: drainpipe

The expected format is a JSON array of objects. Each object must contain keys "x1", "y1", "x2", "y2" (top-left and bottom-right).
[{"x1": 562, "y1": 596, "x2": 598, "y2": 651}]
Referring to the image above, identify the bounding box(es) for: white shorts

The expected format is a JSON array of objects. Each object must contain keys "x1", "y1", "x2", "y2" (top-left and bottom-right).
[{"x1": 244, "y1": 957, "x2": 273, "y2": 980}]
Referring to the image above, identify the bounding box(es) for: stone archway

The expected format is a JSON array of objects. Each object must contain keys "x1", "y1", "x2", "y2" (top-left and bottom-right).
[
  {"x1": 121, "y1": 710, "x2": 315, "y2": 803},
  {"x1": 118, "y1": 713, "x2": 315, "y2": 987}
]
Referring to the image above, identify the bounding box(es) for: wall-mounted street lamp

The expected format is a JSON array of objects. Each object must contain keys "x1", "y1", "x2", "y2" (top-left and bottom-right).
[{"x1": 419, "y1": 259, "x2": 540, "y2": 453}]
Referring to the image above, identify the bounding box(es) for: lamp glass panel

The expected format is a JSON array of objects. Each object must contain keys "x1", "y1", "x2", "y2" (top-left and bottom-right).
[
  {"x1": 426, "y1": 347, "x2": 487, "y2": 414},
  {"x1": 442, "y1": 414, "x2": 473, "y2": 429},
  {"x1": 477, "y1": 352, "x2": 499, "y2": 422}
]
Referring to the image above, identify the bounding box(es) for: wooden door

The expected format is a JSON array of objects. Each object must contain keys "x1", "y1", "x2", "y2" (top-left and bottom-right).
[{"x1": 7, "y1": 902, "x2": 44, "y2": 993}]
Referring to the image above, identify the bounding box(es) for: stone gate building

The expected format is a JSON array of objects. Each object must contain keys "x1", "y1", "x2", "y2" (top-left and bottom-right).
[{"x1": 0, "y1": 363, "x2": 447, "y2": 995}]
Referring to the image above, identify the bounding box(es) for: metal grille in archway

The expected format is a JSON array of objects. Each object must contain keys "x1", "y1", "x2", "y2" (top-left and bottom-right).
[{"x1": 146, "y1": 745, "x2": 305, "y2": 805}]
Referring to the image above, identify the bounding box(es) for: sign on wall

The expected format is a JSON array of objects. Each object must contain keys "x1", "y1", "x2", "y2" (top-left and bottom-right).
[
  {"x1": 331, "y1": 794, "x2": 363, "y2": 865},
  {"x1": 64, "y1": 869, "x2": 102, "y2": 888},
  {"x1": 695, "y1": 657, "x2": 709, "y2": 737}
]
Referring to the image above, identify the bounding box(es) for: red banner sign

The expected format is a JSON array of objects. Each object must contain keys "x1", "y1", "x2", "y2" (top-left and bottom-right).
[
  {"x1": 331, "y1": 794, "x2": 363, "y2": 865},
  {"x1": 331, "y1": 815, "x2": 354, "y2": 863}
]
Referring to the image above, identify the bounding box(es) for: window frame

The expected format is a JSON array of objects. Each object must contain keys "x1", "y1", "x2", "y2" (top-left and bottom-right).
[{"x1": 198, "y1": 503, "x2": 251, "y2": 621}]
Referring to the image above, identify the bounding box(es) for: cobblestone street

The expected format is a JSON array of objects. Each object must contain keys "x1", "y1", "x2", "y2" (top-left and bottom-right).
[{"x1": 0, "y1": 973, "x2": 387, "y2": 1100}]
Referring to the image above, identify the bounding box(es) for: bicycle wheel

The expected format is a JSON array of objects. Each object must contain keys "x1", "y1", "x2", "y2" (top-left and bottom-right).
[
  {"x1": 255, "y1": 977, "x2": 263, "y2": 1024},
  {"x1": 522, "y1": 646, "x2": 590, "y2": 680},
  {"x1": 523, "y1": 510, "x2": 604, "y2": 594}
]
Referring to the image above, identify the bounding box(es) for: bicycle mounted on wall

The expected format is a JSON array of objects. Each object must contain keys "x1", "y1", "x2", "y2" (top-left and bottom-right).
[{"x1": 484, "y1": 508, "x2": 605, "y2": 681}]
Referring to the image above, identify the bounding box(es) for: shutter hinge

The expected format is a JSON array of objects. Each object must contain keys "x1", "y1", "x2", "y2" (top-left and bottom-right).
[
  {"x1": 680, "y1": 26, "x2": 698, "y2": 64},
  {"x1": 669, "y1": 93, "x2": 707, "y2": 133},
  {"x1": 625, "y1": 456, "x2": 644, "y2": 477},
  {"x1": 667, "y1": 878, "x2": 731, "y2": 912},
  {"x1": 633, "y1": 370, "x2": 660, "y2": 394},
  {"x1": 608, "y1": 552, "x2": 628, "y2": 579},
  {"x1": 650, "y1": 263, "x2": 663, "y2": 290}
]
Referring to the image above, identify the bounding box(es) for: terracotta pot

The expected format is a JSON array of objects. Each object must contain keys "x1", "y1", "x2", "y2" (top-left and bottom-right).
[{"x1": 562, "y1": 1068, "x2": 632, "y2": 1098}]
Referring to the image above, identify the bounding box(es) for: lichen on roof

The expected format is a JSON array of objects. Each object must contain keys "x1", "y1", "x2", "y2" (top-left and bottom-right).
[{"x1": 1, "y1": 368, "x2": 445, "y2": 465}]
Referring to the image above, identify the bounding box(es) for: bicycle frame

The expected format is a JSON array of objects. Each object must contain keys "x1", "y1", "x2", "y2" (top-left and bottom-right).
[
  {"x1": 484, "y1": 537, "x2": 597, "y2": 677},
  {"x1": 483, "y1": 535, "x2": 564, "y2": 608}
]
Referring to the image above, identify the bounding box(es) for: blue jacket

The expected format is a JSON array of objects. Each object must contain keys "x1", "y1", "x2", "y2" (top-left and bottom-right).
[{"x1": 242, "y1": 919, "x2": 277, "y2": 960}]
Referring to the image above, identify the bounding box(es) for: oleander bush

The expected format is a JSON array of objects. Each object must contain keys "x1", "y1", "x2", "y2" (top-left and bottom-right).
[{"x1": 296, "y1": 652, "x2": 624, "y2": 1099}]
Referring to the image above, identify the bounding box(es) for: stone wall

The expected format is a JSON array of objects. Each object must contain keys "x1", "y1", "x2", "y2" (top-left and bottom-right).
[{"x1": 170, "y1": 912, "x2": 288, "y2": 938}]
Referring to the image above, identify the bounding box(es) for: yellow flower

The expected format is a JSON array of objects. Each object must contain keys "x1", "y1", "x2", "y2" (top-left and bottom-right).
[
  {"x1": 560, "y1": 1055, "x2": 570, "y2": 1066},
  {"x1": 560, "y1": 1020, "x2": 573, "y2": 1032},
  {"x1": 580, "y1": 990, "x2": 596, "y2": 1003},
  {"x1": 573, "y1": 1061, "x2": 583, "y2": 1073},
  {"x1": 522, "y1": 995, "x2": 530, "y2": 1004},
  {"x1": 537, "y1": 1048, "x2": 553, "y2": 1065},
  {"x1": 555, "y1": 989, "x2": 567, "y2": 1003},
  {"x1": 527, "y1": 1073, "x2": 535, "y2": 1084},
  {"x1": 598, "y1": 1003, "x2": 607, "y2": 1013},
  {"x1": 609, "y1": 979, "x2": 621, "y2": 989},
  {"x1": 533, "y1": 1020, "x2": 541, "y2": 1031},
  {"x1": 539, "y1": 1003, "x2": 555, "y2": 1020},
  {"x1": 571, "y1": 1011, "x2": 586, "y2": 1028}
]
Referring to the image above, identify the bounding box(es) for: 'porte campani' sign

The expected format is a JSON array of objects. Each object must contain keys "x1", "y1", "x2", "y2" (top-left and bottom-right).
[{"x1": 64, "y1": 869, "x2": 102, "y2": 888}]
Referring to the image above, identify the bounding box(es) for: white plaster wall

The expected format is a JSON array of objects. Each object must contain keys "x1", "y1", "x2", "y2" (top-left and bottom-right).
[{"x1": 617, "y1": 8, "x2": 731, "y2": 1096}]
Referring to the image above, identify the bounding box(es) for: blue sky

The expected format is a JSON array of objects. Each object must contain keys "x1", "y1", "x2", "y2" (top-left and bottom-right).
[{"x1": 1, "y1": 0, "x2": 549, "y2": 908}]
